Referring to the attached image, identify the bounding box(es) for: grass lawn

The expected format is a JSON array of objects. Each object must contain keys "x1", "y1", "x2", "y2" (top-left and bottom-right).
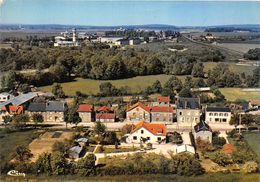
[
  {"x1": 0, "y1": 129, "x2": 41, "y2": 165},
  {"x1": 219, "y1": 88, "x2": 260, "y2": 101},
  {"x1": 243, "y1": 132, "x2": 260, "y2": 159},
  {"x1": 204, "y1": 62, "x2": 256, "y2": 75},
  {"x1": 40, "y1": 75, "x2": 188, "y2": 96}
]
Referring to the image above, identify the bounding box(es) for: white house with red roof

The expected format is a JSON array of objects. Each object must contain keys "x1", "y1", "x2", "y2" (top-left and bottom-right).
[
  {"x1": 77, "y1": 104, "x2": 94, "y2": 122},
  {"x1": 126, "y1": 121, "x2": 167, "y2": 144}
]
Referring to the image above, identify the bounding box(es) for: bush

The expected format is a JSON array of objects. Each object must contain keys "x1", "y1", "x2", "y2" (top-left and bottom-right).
[
  {"x1": 241, "y1": 161, "x2": 258, "y2": 174},
  {"x1": 209, "y1": 151, "x2": 232, "y2": 166}
]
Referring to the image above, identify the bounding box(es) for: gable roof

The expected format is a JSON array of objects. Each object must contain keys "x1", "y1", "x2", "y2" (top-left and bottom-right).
[
  {"x1": 206, "y1": 107, "x2": 231, "y2": 112},
  {"x1": 194, "y1": 120, "x2": 212, "y2": 132},
  {"x1": 96, "y1": 113, "x2": 115, "y2": 119},
  {"x1": 97, "y1": 106, "x2": 111, "y2": 112},
  {"x1": 176, "y1": 97, "x2": 200, "y2": 109},
  {"x1": 46, "y1": 101, "x2": 67, "y2": 112},
  {"x1": 27, "y1": 103, "x2": 46, "y2": 112},
  {"x1": 77, "y1": 104, "x2": 93, "y2": 112},
  {"x1": 126, "y1": 102, "x2": 151, "y2": 112},
  {"x1": 249, "y1": 99, "x2": 260, "y2": 105},
  {"x1": 151, "y1": 106, "x2": 174, "y2": 113},
  {"x1": 131, "y1": 121, "x2": 167, "y2": 136},
  {"x1": 158, "y1": 96, "x2": 170, "y2": 103}
]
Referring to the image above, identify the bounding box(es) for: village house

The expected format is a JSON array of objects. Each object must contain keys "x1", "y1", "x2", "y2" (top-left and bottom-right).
[
  {"x1": 194, "y1": 120, "x2": 212, "y2": 143},
  {"x1": 95, "y1": 106, "x2": 116, "y2": 122},
  {"x1": 77, "y1": 104, "x2": 94, "y2": 122},
  {"x1": 176, "y1": 97, "x2": 200, "y2": 126},
  {"x1": 126, "y1": 121, "x2": 167, "y2": 144},
  {"x1": 0, "y1": 105, "x2": 24, "y2": 122},
  {"x1": 126, "y1": 101, "x2": 175, "y2": 123},
  {"x1": 26, "y1": 101, "x2": 67, "y2": 122},
  {"x1": 205, "y1": 107, "x2": 231, "y2": 123},
  {"x1": 152, "y1": 96, "x2": 170, "y2": 106},
  {"x1": 248, "y1": 99, "x2": 260, "y2": 110}
]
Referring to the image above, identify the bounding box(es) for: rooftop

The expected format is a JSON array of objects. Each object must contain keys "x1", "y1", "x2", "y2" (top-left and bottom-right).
[
  {"x1": 176, "y1": 97, "x2": 200, "y2": 110},
  {"x1": 194, "y1": 120, "x2": 212, "y2": 133},
  {"x1": 157, "y1": 96, "x2": 170, "y2": 103},
  {"x1": 206, "y1": 107, "x2": 231, "y2": 112},
  {"x1": 96, "y1": 113, "x2": 115, "y2": 119},
  {"x1": 45, "y1": 101, "x2": 67, "y2": 112},
  {"x1": 1, "y1": 92, "x2": 38, "y2": 106},
  {"x1": 131, "y1": 121, "x2": 167, "y2": 136},
  {"x1": 77, "y1": 104, "x2": 93, "y2": 112}
]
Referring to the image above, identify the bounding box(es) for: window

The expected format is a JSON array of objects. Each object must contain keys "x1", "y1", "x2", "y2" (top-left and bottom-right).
[
  {"x1": 141, "y1": 130, "x2": 144, "y2": 134},
  {"x1": 136, "y1": 108, "x2": 139, "y2": 111},
  {"x1": 209, "y1": 113, "x2": 213, "y2": 116},
  {"x1": 133, "y1": 136, "x2": 137, "y2": 140},
  {"x1": 156, "y1": 118, "x2": 159, "y2": 121},
  {"x1": 214, "y1": 113, "x2": 218, "y2": 116},
  {"x1": 157, "y1": 137, "x2": 161, "y2": 141},
  {"x1": 215, "y1": 118, "x2": 219, "y2": 122},
  {"x1": 224, "y1": 113, "x2": 228, "y2": 116},
  {"x1": 147, "y1": 137, "x2": 150, "y2": 140},
  {"x1": 223, "y1": 118, "x2": 227, "y2": 122},
  {"x1": 219, "y1": 113, "x2": 223, "y2": 116}
]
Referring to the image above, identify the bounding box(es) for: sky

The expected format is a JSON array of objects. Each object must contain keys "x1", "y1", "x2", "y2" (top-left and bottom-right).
[{"x1": 0, "y1": 0, "x2": 260, "y2": 26}]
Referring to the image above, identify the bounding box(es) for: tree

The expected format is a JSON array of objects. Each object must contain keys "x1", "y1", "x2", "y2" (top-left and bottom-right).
[
  {"x1": 50, "y1": 152, "x2": 68, "y2": 175},
  {"x1": 209, "y1": 151, "x2": 231, "y2": 166},
  {"x1": 32, "y1": 113, "x2": 44, "y2": 127},
  {"x1": 14, "y1": 145, "x2": 33, "y2": 162},
  {"x1": 3, "y1": 115, "x2": 12, "y2": 128},
  {"x1": 164, "y1": 76, "x2": 183, "y2": 92},
  {"x1": 12, "y1": 114, "x2": 29, "y2": 130},
  {"x1": 242, "y1": 114, "x2": 254, "y2": 130},
  {"x1": 99, "y1": 82, "x2": 118, "y2": 96},
  {"x1": 94, "y1": 121, "x2": 106, "y2": 136},
  {"x1": 151, "y1": 80, "x2": 162, "y2": 93},
  {"x1": 192, "y1": 62, "x2": 204, "y2": 77},
  {"x1": 52, "y1": 83, "x2": 65, "y2": 98},
  {"x1": 35, "y1": 153, "x2": 53, "y2": 175},
  {"x1": 65, "y1": 106, "x2": 82, "y2": 128},
  {"x1": 178, "y1": 87, "x2": 192, "y2": 97},
  {"x1": 52, "y1": 141, "x2": 70, "y2": 154},
  {"x1": 75, "y1": 154, "x2": 96, "y2": 176}
]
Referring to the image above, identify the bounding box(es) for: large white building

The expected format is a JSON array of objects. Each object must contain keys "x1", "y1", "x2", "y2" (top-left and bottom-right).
[
  {"x1": 54, "y1": 28, "x2": 79, "y2": 47},
  {"x1": 205, "y1": 107, "x2": 231, "y2": 123}
]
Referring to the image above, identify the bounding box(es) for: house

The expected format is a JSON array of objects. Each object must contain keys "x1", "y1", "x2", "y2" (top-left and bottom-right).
[
  {"x1": 45, "y1": 101, "x2": 67, "y2": 122},
  {"x1": 126, "y1": 121, "x2": 167, "y2": 144},
  {"x1": 95, "y1": 106, "x2": 116, "y2": 122},
  {"x1": 126, "y1": 102, "x2": 151, "y2": 122},
  {"x1": 77, "y1": 104, "x2": 93, "y2": 122},
  {"x1": 205, "y1": 107, "x2": 231, "y2": 123},
  {"x1": 27, "y1": 101, "x2": 67, "y2": 122},
  {"x1": 176, "y1": 97, "x2": 200, "y2": 126},
  {"x1": 0, "y1": 105, "x2": 24, "y2": 122},
  {"x1": 0, "y1": 92, "x2": 14, "y2": 102},
  {"x1": 115, "y1": 39, "x2": 129, "y2": 45},
  {"x1": 248, "y1": 99, "x2": 260, "y2": 110},
  {"x1": 129, "y1": 38, "x2": 141, "y2": 45},
  {"x1": 126, "y1": 102, "x2": 175, "y2": 123},
  {"x1": 194, "y1": 120, "x2": 212, "y2": 143},
  {"x1": 153, "y1": 96, "x2": 170, "y2": 106},
  {"x1": 150, "y1": 106, "x2": 174, "y2": 123},
  {"x1": 176, "y1": 144, "x2": 195, "y2": 154}
]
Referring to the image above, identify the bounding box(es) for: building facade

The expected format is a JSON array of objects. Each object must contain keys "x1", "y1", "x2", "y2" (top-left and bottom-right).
[
  {"x1": 77, "y1": 104, "x2": 93, "y2": 122},
  {"x1": 205, "y1": 107, "x2": 231, "y2": 123}
]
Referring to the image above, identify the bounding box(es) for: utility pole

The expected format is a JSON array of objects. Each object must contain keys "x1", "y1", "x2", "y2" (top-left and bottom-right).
[{"x1": 239, "y1": 113, "x2": 242, "y2": 135}]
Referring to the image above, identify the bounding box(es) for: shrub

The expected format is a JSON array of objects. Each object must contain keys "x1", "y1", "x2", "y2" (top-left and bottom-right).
[
  {"x1": 209, "y1": 151, "x2": 232, "y2": 166},
  {"x1": 241, "y1": 161, "x2": 258, "y2": 174}
]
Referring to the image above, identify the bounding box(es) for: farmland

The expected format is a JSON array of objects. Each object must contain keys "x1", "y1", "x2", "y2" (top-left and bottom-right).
[
  {"x1": 40, "y1": 75, "x2": 188, "y2": 96},
  {"x1": 216, "y1": 43, "x2": 260, "y2": 53},
  {"x1": 219, "y1": 88, "x2": 260, "y2": 101},
  {"x1": 243, "y1": 133, "x2": 260, "y2": 159}
]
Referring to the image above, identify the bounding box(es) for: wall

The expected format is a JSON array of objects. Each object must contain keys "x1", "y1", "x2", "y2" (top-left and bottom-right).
[
  {"x1": 177, "y1": 109, "x2": 200, "y2": 126},
  {"x1": 205, "y1": 111, "x2": 231, "y2": 123},
  {"x1": 126, "y1": 107, "x2": 150, "y2": 122}
]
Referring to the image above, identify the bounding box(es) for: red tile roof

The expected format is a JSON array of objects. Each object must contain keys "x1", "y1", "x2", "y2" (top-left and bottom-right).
[
  {"x1": 77, "y1": 104, "x2": 93, "y2": 112},
  {"x1": 158, "y1": 96, "x2": 170, "y2": 103},
  {"x1": 151, "y1": 106, "x2": 174, "y2": 113},
  {"x1": 97, "y1": 106, "x2": 112, "y2": 112},
  {"x1": 96, "y1": 113, "x2": 115, "y2": 120},
  {"x1": 131, "y1": 121, "x2": 167, "y2": 136},
  {"x1": 9, "y1": 106, "x2": 23, "y2": 114},
  {"x1": 126, "y1": 102, "x2": 151, "y2": 112},
  {"x1": 250, "y1": 99, "x2": 260, "y2": 105}
]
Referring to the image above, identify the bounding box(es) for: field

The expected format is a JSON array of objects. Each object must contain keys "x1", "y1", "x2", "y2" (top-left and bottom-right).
[
  {"x1": 0, "y1": 129, "x2": 41, "y2": 166},
  {"x1": 216, "y1": 43, "x2": 260, "y2": 53},
  {"x1": 29, "y1": 131, "x2": 73, "y2": 162},
  {"x1": 204, "y1": 62, "x2": 257, "y2": 75},
  {"x1": 219, "y1": 88, "x2": 260, "y2": 101},
  {"x1": 243, "y1": 132, "x2": 260, "y2": 159},
  {"x1": 40, "y1": 75, "x2": 188, "y2": 96}
]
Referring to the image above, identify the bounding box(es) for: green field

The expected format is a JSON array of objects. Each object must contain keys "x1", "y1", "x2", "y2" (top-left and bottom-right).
[
  {"x1": 204, "y1": 62, "x2": 256, "y2": 75},
  {"x1": 219, "y1": 88, "x2": 260, "y2": 101},
  {"x1": 40, "y1": 75, "x2": 189, "y2": 96},
  {"x1": 0, "y1": 129, "x2": 40, "y2": 166},
  {"x1": 243, "y1": 133, "x2": 260, "y2": 159}
]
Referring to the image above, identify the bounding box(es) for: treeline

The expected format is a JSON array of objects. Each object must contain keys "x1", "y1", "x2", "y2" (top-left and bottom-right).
[
  {"x1": 1, "y1": 152, "x2": 204, "y2": 177},
  {"x1": 244, "y1": 48, "x2": 260, "y2": 60}
]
